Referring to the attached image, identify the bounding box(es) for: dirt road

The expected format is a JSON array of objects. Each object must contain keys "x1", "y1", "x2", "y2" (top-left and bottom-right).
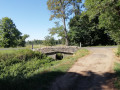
[{"x1": 51, "y1": 47, "x2": 116, "y2": 90}]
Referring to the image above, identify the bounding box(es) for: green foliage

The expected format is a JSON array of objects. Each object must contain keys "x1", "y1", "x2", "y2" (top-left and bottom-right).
[
  {"x1": 43, "y1": 36, "x2": 56, "y2": 46},
  {"x1": 47, "y1": 0, "x2": 70, "y2": 20},
  {"x1": 114, "y1": 62, "x2": 120, "y2": 89},
  {"x1": 47, "y1": 0, "x2": 82, "y2": 20},
  {"x1": 0, "y1": 49, "x2": 46, "y2": 62},
  {"x1": 70, "y1": 0, "x2": 82, "y2": 15},
  {"x1": 26, "y1": 39, "x2": 43, "y2": 45},
  {"x1": 26, "y1": 39, "x2": 63, "y2": 46},
  {"x1": 0, "y1": 17, "x2": 22, "y2": 47},
  {"x1": 84, "y1": 0, "x2": 120, "y2": 44},
  {"x1": 0, "y1": 17, "x2": 29, "y2": 48},
  {"x1": 116, "y1": 45, "x2": 120, "y2": 56},
  {"x1": 0, "y1": 48, "x2": 89, "y2": 90},
  {"x1": 18, "y1": 34, "x2": 29, "y2": 47},
  {"x1": 47, "y1": 0, "x2": 82, "y2": 45},
  {"x1": 49, "y1": 22, "x2": 65, "y2": 44},
  {"x1": 68, "y1": 15, "x2": 115, "y2": 46},
  {"x1": 56, "y1": 53, "x2": 63, "y2": 60},
  {"x1": 49, "y1": 22, "x2": 64, "y2": 38}
]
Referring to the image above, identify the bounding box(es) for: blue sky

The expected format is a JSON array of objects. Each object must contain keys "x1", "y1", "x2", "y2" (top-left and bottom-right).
[
  {"x1": 0, "y1": 0, "x2": 84, "y2": 41},
  {"x1": 0, "y1": 0, "x2": 59, "y2": 40}
]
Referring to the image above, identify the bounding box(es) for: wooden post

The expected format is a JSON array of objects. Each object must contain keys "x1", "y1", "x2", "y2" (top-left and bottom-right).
[
  {"x1": 80, "y1": 42, "x2": 81, "y2": 48},
  {"x1": 32, "y1": 43, "x2": 33, "y2": 49}
]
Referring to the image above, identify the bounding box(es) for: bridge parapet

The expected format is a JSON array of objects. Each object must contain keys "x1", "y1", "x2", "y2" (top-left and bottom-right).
[{"x1": 35, "y1": 46, "x2": 80, "y2": 54}]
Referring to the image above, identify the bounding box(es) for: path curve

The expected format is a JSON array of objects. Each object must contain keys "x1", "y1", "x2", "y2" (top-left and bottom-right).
[{"x1": 50, "y1": 47, "x2": 116, "y2": 90}]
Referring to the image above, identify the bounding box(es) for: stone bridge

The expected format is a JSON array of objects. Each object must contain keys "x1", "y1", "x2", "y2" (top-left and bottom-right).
[{"x1": 35, "y1": 46, "x2": 80, "y2": 59}]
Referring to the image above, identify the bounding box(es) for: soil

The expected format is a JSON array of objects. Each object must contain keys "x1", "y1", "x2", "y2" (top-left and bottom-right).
[{"x1": 50, "y1": 47, "x2": 117, "y2": 90}]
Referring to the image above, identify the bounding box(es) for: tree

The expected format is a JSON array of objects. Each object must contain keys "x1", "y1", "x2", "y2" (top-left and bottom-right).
[
  {"x1": 70, "y1": 0, "x2": 82, "y2": 15},
  {"x1": 47, "y1": 0, "x2": 83, "y2": 46},
  {"x1": 84, "y1": 0, "x2": 120, "y2": 44},
  {"x1": 47, "y1": 0, "x2": 71, "y2": 45},
  {"x1": 0, "y1": 17, "x2": 29, "y2": 47},
  {"x1": 18, "y1": 34, "x2": 29, "y2": 47},
  {"x1": 0, "y1": 17, "x2": 22, "y2": 47},
  {"x1": 43, "y1": 36, "x2": 56, "y2": 46},
  {"x1": 68, "y1": 14, "x2": 115, "y2": 46},
  {"x1": 48, "y1": 22, "x2": 65, "y2": 44}
]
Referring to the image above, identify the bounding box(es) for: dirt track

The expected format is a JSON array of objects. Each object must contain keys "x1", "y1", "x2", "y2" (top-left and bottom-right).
[{"x1": 51, "y1": 48, "x2": 116, "y2": 90}]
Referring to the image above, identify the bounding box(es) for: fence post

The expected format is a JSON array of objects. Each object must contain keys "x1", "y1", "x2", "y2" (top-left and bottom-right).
[
  {"x1": 80, "y1": 42, "x2": 81, "y2": 48},
  {"x1": 32, "y1": 43, "x2": 33, "y2": 49}
]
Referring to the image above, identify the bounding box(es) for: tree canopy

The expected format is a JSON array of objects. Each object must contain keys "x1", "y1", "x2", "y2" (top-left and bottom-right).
[
  {"x1": 47, "y1": 0, "x2": 82, "y2": 46},
  {"x1": 68, "y1": 15, "x2": 115, "y2": 46},
  {"x1": 0, "y1": 17, "x2": 29, "y2": 47},
  {"x1": 84, "y1": 0, "x2": 120, "y2": 44},
  {"x1": 43, "y1": 35, "x2": 56, "y2": 46}
]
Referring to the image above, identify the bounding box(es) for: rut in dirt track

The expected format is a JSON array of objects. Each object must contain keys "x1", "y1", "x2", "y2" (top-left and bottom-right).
[{"x1": 50, "y1": 48, "x2": 116, "y2": 90}]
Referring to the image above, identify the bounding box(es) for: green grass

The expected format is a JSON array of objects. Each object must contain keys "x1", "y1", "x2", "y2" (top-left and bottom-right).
[
  {"x1": 0, "y1": 48, "x2": 89, "y2": 90},
  {"x1": 25, "y1": 44, "x2": 45, "y2": 49},
  {"x1": 0, "y1": 44, "x2": 65, "y2": 49},
  {"x1": 114, "y1": 46, "x2": 120, "y2": 89},
  {"x1": 114, "y1": 62, "x2": 120, "y2": 89}
]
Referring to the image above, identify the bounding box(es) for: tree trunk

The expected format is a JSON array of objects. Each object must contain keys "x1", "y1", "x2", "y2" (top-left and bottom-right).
[{"x1": 63, "y1": 18, "x2": 69, "y2": 46}]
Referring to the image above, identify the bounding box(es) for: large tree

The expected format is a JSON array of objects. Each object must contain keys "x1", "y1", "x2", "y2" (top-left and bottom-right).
[
  {"x1": 68, "y1": 15, "x2": 115, "y2": 46},
  {"x1": 84, "y1": 0, "x2": 120, "y2": 44},
  {"x1": 47, "y1": 0, "x2": 82, "y2": 46},
  {"x1": 0, "y1": 17, "x2": 22, "y2": 47},
  {"x1": 48, "y1": 22, "x2": 65, "y2": 44},
  {"x1": 47, "y1": 0, "x2": 70, "y2": 45},
  {"x1": 0, "y1": 17, "x2": 29, "y2": 47}
]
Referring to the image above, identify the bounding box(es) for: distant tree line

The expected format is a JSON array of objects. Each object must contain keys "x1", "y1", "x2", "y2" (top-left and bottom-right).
[
  {"x1": 0, "y1": 17, "x2": 29, "y2": 48},
  {"x1": 26, "y1": 36, "x2": 62, "y2": 46}
]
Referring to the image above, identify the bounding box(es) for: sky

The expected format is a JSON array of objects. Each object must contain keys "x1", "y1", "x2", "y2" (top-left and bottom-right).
[
  {"x1": 0, "y1": 0, "x2": 85, "y2": 41},
  {"x1": 0, "y1": 0, "x2": 59, "y2": 41}
]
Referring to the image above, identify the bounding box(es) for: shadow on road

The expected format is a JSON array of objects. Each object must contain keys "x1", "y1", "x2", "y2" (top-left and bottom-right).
[
  {"x1": 0, "y1": 70, "x2": 116, "y2": 90},
  {"x1": 50, "y1": 71, "x2": 116, "y2": 90}
]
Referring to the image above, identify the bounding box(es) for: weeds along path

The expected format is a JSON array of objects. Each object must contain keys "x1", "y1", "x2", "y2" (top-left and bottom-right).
[{"x1": 51, "y1": 48, "x2": 116, "y2": 90}]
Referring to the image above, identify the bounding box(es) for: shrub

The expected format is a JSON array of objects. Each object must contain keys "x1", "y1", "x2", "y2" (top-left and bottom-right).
[
  {"x1": 114, "y1": 63, "x2": 120, "y2": 89},
  {"x1": 0, "y1": 49, "x2": 46, "y2": 62},
  {"x1": 116, "y1": 45, "x2": 120, "y2": 56}
]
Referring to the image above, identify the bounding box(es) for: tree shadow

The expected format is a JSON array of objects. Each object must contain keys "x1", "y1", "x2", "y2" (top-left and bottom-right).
[
  {"x1": 0, "y1": 71, "x2": 116, "y2": 90},
  {"x1": 50, "y1": 71, "x2": 116, "y2": 90},
  {"x1": 0, "y1": 71, "x2": 65, "y2": 90}
]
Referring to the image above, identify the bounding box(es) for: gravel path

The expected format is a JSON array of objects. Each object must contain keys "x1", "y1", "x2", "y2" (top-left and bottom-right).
[{"x1": 50, "y1": 47, "x2": 116, "y2": 90}]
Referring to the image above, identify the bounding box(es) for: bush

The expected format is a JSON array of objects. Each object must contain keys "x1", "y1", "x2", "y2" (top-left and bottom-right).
[
  {"x1": 116, "y1": 45, "x2": 120, "y2": 56},
  {"x1": 114, "y1": 63, "x2": 120, "y2": 89},
  {"x1": 0, "y1": 49, "x2": 46, "y2": 62}
]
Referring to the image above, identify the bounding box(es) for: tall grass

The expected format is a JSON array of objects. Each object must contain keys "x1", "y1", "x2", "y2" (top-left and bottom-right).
[
  {"x1": 114, "y1": 63, "x2": 120, "y2": 89},
  {"x1": 0, "y1": 49, "x2": 89, "y2": 90},
  {"x1": 114, "y1": 46, "x2": 120, "y2": 89}
]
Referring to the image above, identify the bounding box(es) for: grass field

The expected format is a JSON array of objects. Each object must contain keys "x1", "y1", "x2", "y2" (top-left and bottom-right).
[
  {"x1": 0, "y1": 44, "x2": 66, "y2": 50},
  {"x1": 0, "y1": 48, "x2": 89, "y2": 90}
]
